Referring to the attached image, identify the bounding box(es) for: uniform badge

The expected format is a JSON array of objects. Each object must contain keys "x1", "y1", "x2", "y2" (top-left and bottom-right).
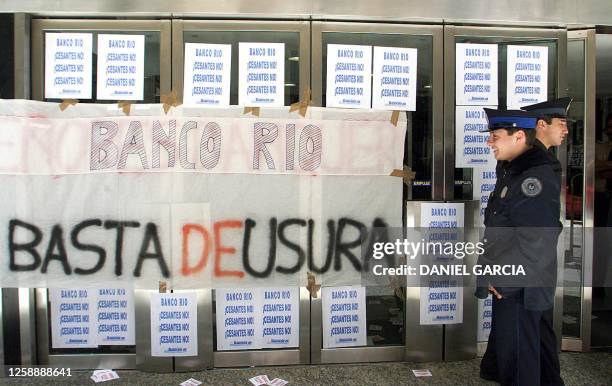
[
  {"x1": 500, "y1": 186, "x2": 508, "y2": 198},
  {"x1": 521, "y1": 177, "x2": 543, "y2": 197}
]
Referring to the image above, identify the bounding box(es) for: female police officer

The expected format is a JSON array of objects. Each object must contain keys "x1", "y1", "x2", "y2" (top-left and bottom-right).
[{"x1": 476, "y1": 108, "x2": 564, "y2": 386}]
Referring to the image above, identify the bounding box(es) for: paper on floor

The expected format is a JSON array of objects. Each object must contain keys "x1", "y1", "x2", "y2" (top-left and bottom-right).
[
  {"x1": 249, "y1": 375, "x2": 271, "y2": 385},
  {"x1": 180, "y1": 377, "x2": 203, "y2": 386},
  {"x1": 91, "y1": 369, "x2": 120, "y2": 383},
  {"x1": 412, "y1": 369, "x2": 432, "y2": 377}
]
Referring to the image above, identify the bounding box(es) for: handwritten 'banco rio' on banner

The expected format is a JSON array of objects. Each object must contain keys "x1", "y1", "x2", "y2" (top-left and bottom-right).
[{"x1": 0, "y1": 101, "x2": 405, "y2": 176}]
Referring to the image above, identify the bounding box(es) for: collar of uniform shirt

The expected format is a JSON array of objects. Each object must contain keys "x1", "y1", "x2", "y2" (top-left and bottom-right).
[
  {"x1": 503, "y1": 146, "x2": 553, "y2": 175},
  {"x1": 534, "y1": 138, "x2": 548, "y2": 151}
]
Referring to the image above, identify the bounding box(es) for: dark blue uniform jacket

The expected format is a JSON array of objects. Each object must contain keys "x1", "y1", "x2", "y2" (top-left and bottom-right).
[{"x1": 475, "y1": 145, "x2": 561, "y2": 311}]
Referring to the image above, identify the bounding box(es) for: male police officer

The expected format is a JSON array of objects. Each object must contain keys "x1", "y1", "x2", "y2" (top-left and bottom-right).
[
  {"x1": 522, "y1": 97, "x2": 572, "y2": 177},
  {"x1": 518, "y1": 98, "x2": 571, "y2": 386},
  {"x1": 476, "y1": 109, "x2": 564, "y2": 386},
  {"x1": 523, "y1": 97, "x2": 572, "y2": 150}
]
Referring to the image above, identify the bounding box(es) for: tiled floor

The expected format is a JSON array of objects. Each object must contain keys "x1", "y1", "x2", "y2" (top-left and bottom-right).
[{"x1": 2, "y1": 352, "x2": 610, "y2": 385}]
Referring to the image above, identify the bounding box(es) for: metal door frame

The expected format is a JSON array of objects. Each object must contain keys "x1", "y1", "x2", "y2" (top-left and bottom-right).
[
  {"x1": 171, "y1": 19, "x2": 311, "y2": 367},
  {"x1": 310, "y1": 21, "x2": 444, "y2": 364},
  {"x1": 406, "y1": 200, "x2": 481, "y2": 362},
  {"x1": 28, "y1": 18, "x2": 173, "y2": 370},
  {"x1": 563, "y1": 29, "x2": 596, "y2": 353},
  {"x1": 30, "y1": 18, "x2": 172, "y2": 101},
  {"x1": 443, "y1": 25, "x2": 567, "y2": 351},
  {"x1": 403, "y1": 202, "x2": 443, "y2": 363},
  {"x1": 19, "y1": 289, "x2": 37, "y2": 365},
  {"x1": 171, "y1": 19, "x2": 311, "y2": 107}
]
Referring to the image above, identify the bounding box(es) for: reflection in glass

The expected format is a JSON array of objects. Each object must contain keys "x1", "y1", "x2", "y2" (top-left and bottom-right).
[{"x1": 365, "y1": 286, "x2": 405, "y2": 346}]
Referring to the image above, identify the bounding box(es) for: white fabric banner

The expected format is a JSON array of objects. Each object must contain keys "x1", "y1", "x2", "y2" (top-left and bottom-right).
[
  {"x1": 0, "y1": 101, "x2": 403, "y2": 289},
  {"x1": 0, "y1": 174, "x2": 401, "y2": 289},
  {"x1": 0, "y1": 102, "x2": 404, "y2": 176}
]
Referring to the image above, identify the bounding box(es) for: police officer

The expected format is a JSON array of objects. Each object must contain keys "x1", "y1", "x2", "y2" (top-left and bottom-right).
[
  {"x1": 521, "y1": 98, "x2": 571, "y2": 386},
  {"x1": 476, "y1": 108, "x2": 564, "y2": 386},
  {"x1": 523, "y1": 97, "x2": 572, "y2": 149},
  {"x1": 522, "y1": 97, "x2": 572, "y2": 177}
]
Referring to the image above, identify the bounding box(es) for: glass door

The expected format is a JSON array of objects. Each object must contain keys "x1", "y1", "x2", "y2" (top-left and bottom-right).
[
  {"x1": 29, "y1": 19, "x2": 172, "y2": 371},
  {"x1": 591, "y1": 27, "x2": 612, "y2": 350},
  {"x1": 444, "y1": 26, "x2": 565, "y2": 201},
  {"x1": 311, "y1": 21, "x2": 443, "y2": 363},
  {"x1": 443, "y1": 25, "x2": 566, "y2": 358},
  {"x1": 172, "y1": 20, "x2": 311, "y2": 369}
]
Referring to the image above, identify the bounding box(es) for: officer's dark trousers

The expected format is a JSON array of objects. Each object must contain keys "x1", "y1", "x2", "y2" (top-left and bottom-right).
[{"x1": 480, "y1": 292, "x2": 564, "y2": 386}]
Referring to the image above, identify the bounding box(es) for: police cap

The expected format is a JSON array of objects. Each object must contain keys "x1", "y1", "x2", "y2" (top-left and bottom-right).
[
  {"x1": 520, "y1": 97, "x2": 573, "y2": 119},
  {"x1": 480, "y1": 108, "x2": 539, "y2": 132}
]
